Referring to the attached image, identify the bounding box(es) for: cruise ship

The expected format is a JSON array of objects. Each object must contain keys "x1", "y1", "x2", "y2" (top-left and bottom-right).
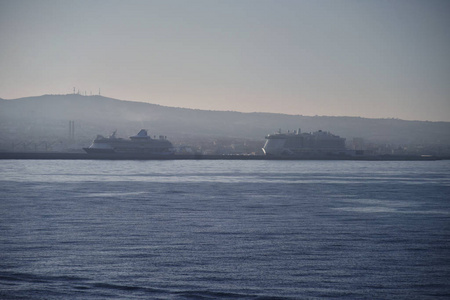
[
  {"x1": 263, "y1": 129, "x2": 346, "y2": 156},
  {"x1": 83, "y1": 129, "x2": 174, "y2": 155}
]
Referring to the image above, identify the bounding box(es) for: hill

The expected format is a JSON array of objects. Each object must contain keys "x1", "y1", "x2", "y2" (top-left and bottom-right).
[{"x1": 1, "y1": 94, "x2": 449, "y2": 153}]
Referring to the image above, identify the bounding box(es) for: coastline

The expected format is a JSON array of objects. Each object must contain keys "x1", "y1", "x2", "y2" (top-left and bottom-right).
[{"x1": 0, "y1": 152, "x2": 443, "y2": 161}]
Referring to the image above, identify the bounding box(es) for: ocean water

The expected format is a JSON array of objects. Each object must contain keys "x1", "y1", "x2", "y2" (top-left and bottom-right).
[{"x1": 0, "y1": 159, "x2": 449, "y2": 299}]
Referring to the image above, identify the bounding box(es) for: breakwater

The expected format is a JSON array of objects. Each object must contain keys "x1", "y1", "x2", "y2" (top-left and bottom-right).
[{"x1": 0, "y1": 152, "x2": 442, "y2": 161}]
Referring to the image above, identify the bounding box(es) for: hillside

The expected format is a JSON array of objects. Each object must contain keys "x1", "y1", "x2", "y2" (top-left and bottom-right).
[{"x1": 1, "y1": 94, "x2": 449, "y2": 152}]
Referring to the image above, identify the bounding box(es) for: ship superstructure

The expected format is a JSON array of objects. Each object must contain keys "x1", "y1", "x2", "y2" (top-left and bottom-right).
[
  {"x1": 83, "y1": 129, "x2": 174, "y2": 155},
  {"x1": 263, "y1": 129, "x2": 346, "y2": 156}
]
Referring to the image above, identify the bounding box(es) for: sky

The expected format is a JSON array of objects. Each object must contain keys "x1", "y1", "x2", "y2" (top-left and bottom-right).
[{"x1": 0, "y1": 0, "x2": 449, "y2": 121}]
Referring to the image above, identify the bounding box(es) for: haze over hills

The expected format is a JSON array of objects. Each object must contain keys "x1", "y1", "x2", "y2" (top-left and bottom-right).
[{"x1": 1, "y1": 94, "x2": 449, "y2": 153}]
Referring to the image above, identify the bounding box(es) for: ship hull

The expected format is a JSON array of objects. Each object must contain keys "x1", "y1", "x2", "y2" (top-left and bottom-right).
[{"x1": 83, "y1": 148, "x2": 115, "y2": 154}]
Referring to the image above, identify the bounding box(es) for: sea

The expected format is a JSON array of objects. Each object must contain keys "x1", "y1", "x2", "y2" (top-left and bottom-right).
[{"x1": 0, "y1": 159, "x2": 449, "y2": 299}]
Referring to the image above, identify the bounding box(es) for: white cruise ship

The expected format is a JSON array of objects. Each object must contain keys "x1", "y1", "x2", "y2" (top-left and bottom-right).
[
  {"x1": 263, "y1": 129, "x2": 346, "y2": 156},
  {"x1": 83, "y1": 129, "x2": 174, "y2": 155}
]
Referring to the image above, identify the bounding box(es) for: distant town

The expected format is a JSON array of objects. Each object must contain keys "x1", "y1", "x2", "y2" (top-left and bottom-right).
[{"x1": 1, "y1": 94, "x2": 449, "y2": 158}]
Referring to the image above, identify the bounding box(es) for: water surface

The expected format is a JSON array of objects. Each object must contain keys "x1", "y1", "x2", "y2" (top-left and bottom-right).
[{"x1": 1, "y1": 160, "x2": 449, "y2": 299}]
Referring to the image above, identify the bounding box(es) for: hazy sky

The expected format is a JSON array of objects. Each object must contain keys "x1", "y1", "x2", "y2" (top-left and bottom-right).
[{"x1": 1, "y1": 0, "x2": 449, "y2": 121}]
